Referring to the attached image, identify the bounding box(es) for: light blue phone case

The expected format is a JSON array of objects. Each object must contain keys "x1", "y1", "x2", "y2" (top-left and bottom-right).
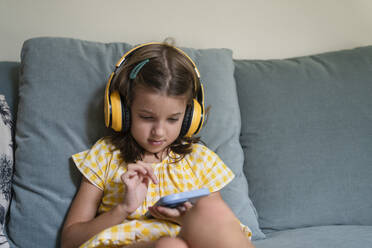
[{"x1": 145, "y1": 188, "x2": 210, "y2": 217}]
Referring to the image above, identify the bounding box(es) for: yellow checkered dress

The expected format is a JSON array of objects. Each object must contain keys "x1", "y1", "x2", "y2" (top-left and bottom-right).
[{"x1": 72, "y1": 138, "x2": 252, "y2": 247}]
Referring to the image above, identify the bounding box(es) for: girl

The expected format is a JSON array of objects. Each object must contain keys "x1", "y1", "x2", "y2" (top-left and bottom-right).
[{"x1": 61, "y1": 42, "x2": 254, "y2": 248}]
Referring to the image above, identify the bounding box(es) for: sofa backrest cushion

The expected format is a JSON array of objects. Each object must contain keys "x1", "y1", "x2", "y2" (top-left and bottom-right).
[
  {"x1": 234, "y1": 46, "x2": 372, "y2": 232},
  {"x1": 6, "y1": 37, "x2": 263, "y2": 247}
]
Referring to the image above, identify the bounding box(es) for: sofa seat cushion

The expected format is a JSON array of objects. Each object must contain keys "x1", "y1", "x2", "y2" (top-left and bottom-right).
[{"x1": 253, "y1": 225, "x2": 372, "y2": 248}]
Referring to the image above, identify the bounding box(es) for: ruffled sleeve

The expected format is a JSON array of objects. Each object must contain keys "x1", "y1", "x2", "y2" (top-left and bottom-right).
[{"x1": 72, "y1": 138, "x2": 112, "y2": 191}]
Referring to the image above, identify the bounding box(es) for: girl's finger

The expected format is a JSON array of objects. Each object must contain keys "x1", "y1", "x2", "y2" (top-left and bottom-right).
[
  {"x1": 184, "y1": 201, "x2": 193, "y2": 210},
  {"x1": 129, "y1": 162, "x2": 158, "y2": 184},
  {"x1": 127, "y1": 164, "x2": 147, "y2": 175},
  {"x1": 135, "y1": 162, "x2": 157, "y2": 184},
  {"x1": 146, "y1": 169, "x2": 158, "y2": 184},
  {"x1": 137, "y1": 161, "x2": 158, "y2": 184},
  {"x1": 177, "y1": 205, "x2": 186, "y2": 212},
  {"x1": 148, "y1": 207, "x2": 162, "y2": 219},
  {"x1": 121, "y1": 171, "x2": 137, "y2": 181},
  {"x1": 156, "y1": 206, "x2": 180, "y2": 217}
]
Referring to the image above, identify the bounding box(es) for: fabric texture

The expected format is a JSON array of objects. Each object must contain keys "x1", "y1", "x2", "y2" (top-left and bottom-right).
[
  {"x1": 253, "y1": 225, "x2": 372, "y2": 248},
  {"x1": 72, "y1": 138, "x2": 251, "y2": 247},
  {"x1": 234, "y1": 46, "x2": 372, "y2": 232},
  {"x1": 7, "y1": 37, "x2": 262, "y2": 248},
  {"x1": 0, "y1": 62, "x2": 19, "y2": 119},
  {"x1": 0, "y1": 95, "x2": 13, "y2": 248}
]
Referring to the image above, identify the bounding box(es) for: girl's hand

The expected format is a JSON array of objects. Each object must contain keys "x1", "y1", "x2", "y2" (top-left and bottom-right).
[
  {"x1": 120, "y1": 161, "x2": 158, "y2": 214},
  {"x1": 148, "y1": 201, "x2": 193, "y2": 225}
]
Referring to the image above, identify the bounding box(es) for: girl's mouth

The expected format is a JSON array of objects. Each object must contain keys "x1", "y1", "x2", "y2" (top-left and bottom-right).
[{"x1": 148, "y1": 139, "x2": 165, "y2": 146}]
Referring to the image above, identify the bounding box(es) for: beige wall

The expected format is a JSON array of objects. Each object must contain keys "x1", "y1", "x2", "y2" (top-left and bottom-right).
[{"x1": 1, "y1": 0, "x2": 372, "y2": 61}]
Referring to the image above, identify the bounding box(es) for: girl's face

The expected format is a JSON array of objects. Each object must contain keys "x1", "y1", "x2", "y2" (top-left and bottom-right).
[{"x1": 130, "y1": 86, "x2": 188, "y2": 160}]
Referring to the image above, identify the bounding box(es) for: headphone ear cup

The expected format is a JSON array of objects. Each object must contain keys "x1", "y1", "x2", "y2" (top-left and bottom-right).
[
  {"x1": 110, "y1": 90, "x2": 131, "y2": 133},
  {"x1": 110, "y1": 91, "x2": 122, "y2": 132},
  {"x1": 183, "y1": 99, "x2": 204, "y2": 137},
  {"x1": 191, "y1": 100, "x2": 203, "y2": 135},
  {"x1": 180, "y1": 104, "x2": 193, "y2": 137}
]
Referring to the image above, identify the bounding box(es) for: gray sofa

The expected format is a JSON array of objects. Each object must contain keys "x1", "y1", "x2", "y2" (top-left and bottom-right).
[{"x1": 1, "y1": 37, "x2": 371, "y2": 247}]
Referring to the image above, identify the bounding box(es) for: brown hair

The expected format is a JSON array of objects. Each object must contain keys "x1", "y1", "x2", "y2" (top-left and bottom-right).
[{"x1": 107, "y1": 42, "x2": 202, "y2": 163}]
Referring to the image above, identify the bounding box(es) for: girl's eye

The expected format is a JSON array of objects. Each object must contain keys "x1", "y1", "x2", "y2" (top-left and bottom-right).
[
  {"x1": 140, "y1": 116, "x2": 154, "y2": 120},
  {"x1": 168, "y1": 118, "x2": 179, "y2": 122}
]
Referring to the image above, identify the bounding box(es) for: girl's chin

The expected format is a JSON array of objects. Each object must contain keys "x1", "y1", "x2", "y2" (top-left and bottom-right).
[{"x1": 145, "y1": 144, "x2": 169, "y2": 155}]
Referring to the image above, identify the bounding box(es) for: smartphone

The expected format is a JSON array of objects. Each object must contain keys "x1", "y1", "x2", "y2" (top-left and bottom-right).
[{"x1": 145, "y1": 188, "x2": 210, "y2": 217}]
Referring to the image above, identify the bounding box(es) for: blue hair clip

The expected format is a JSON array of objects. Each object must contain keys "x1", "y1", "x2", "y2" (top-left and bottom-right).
[{"x1": 129, "y1": 59, "x2": 150, "y2": 79}]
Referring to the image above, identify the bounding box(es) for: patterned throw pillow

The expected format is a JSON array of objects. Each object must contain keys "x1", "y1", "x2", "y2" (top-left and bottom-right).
[{"x1": 0, "y1": 95, "x2": 13, "y2": 248}]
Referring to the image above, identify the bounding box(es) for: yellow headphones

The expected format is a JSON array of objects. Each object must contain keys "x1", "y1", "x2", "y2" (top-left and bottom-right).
[{"x1": 104, "y1": 42, "x2": 205, "y2": 137}]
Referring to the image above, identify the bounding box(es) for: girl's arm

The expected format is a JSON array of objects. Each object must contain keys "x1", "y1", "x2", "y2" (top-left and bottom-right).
[{"x1": 61, "y1": 177, "x2": 130, "y2": 248}]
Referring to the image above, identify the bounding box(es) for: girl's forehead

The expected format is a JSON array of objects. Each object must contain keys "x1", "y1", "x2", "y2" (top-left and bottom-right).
[
  {"x1": 132, "y1": 87, "x2": 188, "y2": 112},
  {"x1": 134, "y1": 86, "x2": 187, "y2": 100}
]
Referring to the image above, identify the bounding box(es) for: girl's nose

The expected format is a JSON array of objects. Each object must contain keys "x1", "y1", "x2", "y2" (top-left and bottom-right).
[{"x1": 151, "y1": 122, "x2": 165, "y2": 136}]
